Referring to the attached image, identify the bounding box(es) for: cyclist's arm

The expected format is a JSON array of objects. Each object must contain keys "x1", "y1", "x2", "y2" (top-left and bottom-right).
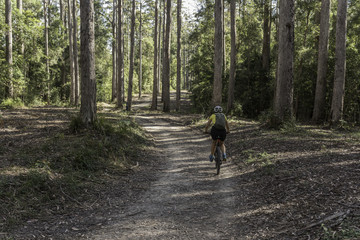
[
  {"x1": 225, "y1": 119, "x2": 230, "y2": 133},
  {"x1": 204, "y1": 119, "x2": 212, "y2": 133}
]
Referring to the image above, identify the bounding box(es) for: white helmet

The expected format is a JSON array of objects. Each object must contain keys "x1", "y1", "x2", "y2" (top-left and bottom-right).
[{"x1": 214, "y1": 106, "x2": 222, "y2": 113}]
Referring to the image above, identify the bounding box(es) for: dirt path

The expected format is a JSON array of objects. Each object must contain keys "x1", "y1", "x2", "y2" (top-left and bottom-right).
[{"x1": 79, "y1": 109, "x2": 243, "y2": 239}]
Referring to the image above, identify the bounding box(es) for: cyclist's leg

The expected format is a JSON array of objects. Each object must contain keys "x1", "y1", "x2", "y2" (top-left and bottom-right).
[
  {"x1": 219, "y1": 140, "x2": 226, "y2": 154},
  {"x1": 211, "y1": 140, "x2": 216, "y2": 155}
]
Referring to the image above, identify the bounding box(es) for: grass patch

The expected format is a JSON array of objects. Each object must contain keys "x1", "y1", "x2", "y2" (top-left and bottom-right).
[
  {"x1": 322, "y1": 217, "x2": 360, "y2": 240},
  {"x1": 0, "y1": 112, "x2": 149, "y2": 231}
]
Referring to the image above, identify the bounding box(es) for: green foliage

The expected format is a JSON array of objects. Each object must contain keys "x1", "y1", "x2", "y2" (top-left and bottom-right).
[{"x1": 0, "y1": 98, "x2": 25, "y2": 109}]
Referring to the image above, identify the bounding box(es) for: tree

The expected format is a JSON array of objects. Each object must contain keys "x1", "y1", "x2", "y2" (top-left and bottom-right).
[
  {"x1": 274, "y1": 0, "x2": 295, "y2": 123},
  {"x1": 227, "y1": 0, "x2": 236, "y2": 112},
  {"x1": 151, "y1": 0, "x2": 159, "y2": 110},
  {"x1": 80, "y1": 0, "x2": 97, "y2": 125},
  {"x1": 112, "y1": 0, "x2": 117, "y2": 102},
  {"x1": 5, "y1": 0, "x2": 14, "y2": 98},
  {"x1": 68, "y1": 0, "x2": 75, "y2": 105},
  {"x1": 139, "y1": 0, "x2": 143, "y2": 99},
  {"x1": 73, "y1": 0, "x2": 80, "y2": 105},
  {"x1": 212, "y1": 0, "x2": 223, "y2": 107},
  {"x1": 262, "y1": 0, "x2": 271, "y2": 71},
  {"x1": 163, "y1": 0, "x2": 172, "y2": 112},
  {"x1": 330, "y1": 0, "x2": 348, "y2": 125},
  {"x1": 127, "y1": 0, "x2": 136, "y2": 111},
  {"x1": 43, "y1": 0, "x2": 50, "y2": 104},
  {"x1": 312, "y1": 0, "x2": 331, "y2": 122},
  {"x1": 176, "y1": 0, "x2": 182, "y2": 111},
  {"x1": 117, "y1": 0, "x2": 124, "y2": 109}
]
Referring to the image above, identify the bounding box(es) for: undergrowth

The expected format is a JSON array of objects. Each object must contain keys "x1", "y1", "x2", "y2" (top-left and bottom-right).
[{"x1": 0, "y1": 112, "x2": 149, "y2": 232}]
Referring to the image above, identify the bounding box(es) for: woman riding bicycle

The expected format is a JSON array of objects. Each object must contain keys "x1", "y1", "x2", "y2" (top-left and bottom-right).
[{"x1": 204, "y1": 106, "x2": 230, "y2": 162}]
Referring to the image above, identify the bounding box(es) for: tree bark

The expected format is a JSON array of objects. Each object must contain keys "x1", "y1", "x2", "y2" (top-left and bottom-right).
[
  {"x1": 43, "y1": 0, "x2": 50, "y2": 104},
  {"x1": 68, "y1": 0, "x2": 75, "y2": 105},
  {"x1": 274, "y1": 0, "x2": 295, "y2": 123},
  {"x1": 151, "y1": 0, "x2": 159, "y2": 110},
  {"x1": 127, "y1": 0, "x2": 136, "y2": 111},
  {"x1": 212, "y1": 0, "x2": 224, "y2": 107},
  {"x1": 139, "y1": 0, "x2": 143, "y2": 99},
  {"x1": 227, "y1": 0, "x2": 236, "y2": 112},
  {"x1": 163, "y1": 0, "x2": 172, "y2": 112},
  {"x1": 112, "y1": 0, "x2": 117, "y2": 102},
  {"x1": 117, "y1": 0, "x2": 124, "y2": 109},
  {"x1": 80, "y1": 0, "x2": 97, "y2": 125},
  {"x1": 73, "y1": 0, "x2": 80, "y2": 106},
  {"x1": 262, "y1": 0, "x2": 271, "y2": 71},
  {"x1": 5, "y1": 0, "x2": 13, "y2": 98},
  {"x1": 176, "y1": 0, "x2": 182, "y2": 111},
  {"x1": 312, "y1": 0, "x2": 331, "y2": 122},
  {"x1": 330, "y1": 0, "x2": 347, "y2": 125}
]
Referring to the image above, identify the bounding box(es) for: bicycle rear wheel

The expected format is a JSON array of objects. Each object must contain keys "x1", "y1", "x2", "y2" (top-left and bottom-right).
[{"x1": 215, "y1": 146, "x2": 222, "y2": 175}]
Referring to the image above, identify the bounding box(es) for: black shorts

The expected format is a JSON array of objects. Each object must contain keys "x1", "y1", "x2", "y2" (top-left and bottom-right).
[{"x1": 211, "y1": 126, "x2": 227, "y2": 141}]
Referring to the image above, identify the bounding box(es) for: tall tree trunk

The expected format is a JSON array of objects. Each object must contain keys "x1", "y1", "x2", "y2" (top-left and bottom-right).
[
  {"x1": 212, "y1": 0, "x2": 224, "y2": 107},
  {"x1": 262, "y1": 0, "x2": 271, "y2": 71},
  {"x1": 17, "y1": 0, "x2": 24, "y2": 56},
  {"x1": 163, "y1": 0, "x2": 172, "y2": 112},
  {"x1": 139, "y1": 0, "x2": 143, "y2": 99},
  {"x1": 158, "y1": 0, "x2": 163, "y2": 95},
  {"x1": 68, "y1": 0, "x2": 75, "y2": 105},
  {"x1": 5, "y1": 0, "x2": 13, "y2": 98},
  {"x1": 60, "y1": 0, "x2": 66, "y2": 101},
  {"x1": 227, "y1": 0, "x2": 236, "y2": 112},
  {"x1": 151, "y1": 0, "x2": 159, "y2": 110},
  {"x1": 139, "y1": 0, "x2": 142, "y2": 98},
  {"x1": 330, "y1": 0, "x2": 347, "y2": 125},
  {"x1": 312, "y1": 0, "x2": 331, "y2": 122},
  {"x1": 80, "y1": 0, "x2": 97, "y2": 125},
  {"x1": 274, "y1": 0, "x2": 295, "y2": 124},
  {"x1": 117, "y1": 0, "x2": 124, "y2": 109},
  {"x1": 161, "y1": 0, "x2": 166, "y2": 103},
  {"x1": 73, "y1": 0, "x2": 80, "y2": 106},
  {"x1": 176, "y1": 0, "x2": 182, "y2": 111},
  {"x1": 127, "y1": 0, "x2": 136, "y2": 111},
  {"x1": 223, "y1": 0, "x2": 226, "y2": 73},
  {"x1": 43, "y1": 0, "x2": 50, "y2": 104},
  {"x1": 112, "y1": 0, "x2": 117, "y2": 102}
]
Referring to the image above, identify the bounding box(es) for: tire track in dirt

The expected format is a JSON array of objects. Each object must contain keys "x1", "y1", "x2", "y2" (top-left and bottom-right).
[{"x1": 80, "y1": 112, "x2": 241, "y2": 239}]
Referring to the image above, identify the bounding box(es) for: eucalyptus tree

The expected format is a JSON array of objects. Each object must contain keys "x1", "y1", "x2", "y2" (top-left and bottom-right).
[
  {"x1": 274, "y1": 0, "x2": 295, "y2": 124},
  {"x1": 43, "y1": 0, "x2": 50, "y2": 104},
  {"x1": 112, "y1": 0, "x2": 117, "y2": 102},
  {"x1": 262, "y1": 0, "x2": 271, "y2": 72},
  {"x1": 176, "y1": 0, "x2": 182, "y2": 111},
  {"x1": 80, "y1": 0, "x2": 97, "y2": 125},
  {"x1": 151, "y1": 0, "x2": 159, "y2": 110},
  {"x1": 212, "y1": 0, "x2": 223, "y2": 107},
  {"x1": 139, "y1": 0, "x2": 143, "y2": 99},
  {"x1": 330, "y1": 0, "x2": 348, "y2": 125},
  {"x1": 5, "y1": 0, "x2": 13, "y2": 98},
  {"x1": 68, "y1": 0, "x2": 75, "y2": 105},
  {"x1": 163, "y1": 0, "x2": 172, "y2": 112},
  {"x1": 312, "y1": 0, "x2": 331, "y2": 122},
  {"x1": 227, "y1": 0, "x2": 236, "y2": 112},
  {"x1": 73, "y1": 0, "x2": 80, "y2": 105},
  {"x1": 117, "y1": 0, "x2": 124, "y2": 109},
  {"x1": 127, "y1": 0, "x2": 136, "y2": 111}
]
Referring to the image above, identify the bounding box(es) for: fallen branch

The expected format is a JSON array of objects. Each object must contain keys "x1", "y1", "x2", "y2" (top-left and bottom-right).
[{"x1": 304, "y1": 210, "x2": 351, "y2": 229}]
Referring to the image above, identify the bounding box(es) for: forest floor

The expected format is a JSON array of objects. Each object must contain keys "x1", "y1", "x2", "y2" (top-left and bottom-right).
[{"x1": 1, "y1": 92, "x2": 360, "y2": 239}]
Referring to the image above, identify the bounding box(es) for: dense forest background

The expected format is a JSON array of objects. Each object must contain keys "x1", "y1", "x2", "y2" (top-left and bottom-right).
[{"x1": 1, "y1": 0, "x2": 360, "y2": 124}]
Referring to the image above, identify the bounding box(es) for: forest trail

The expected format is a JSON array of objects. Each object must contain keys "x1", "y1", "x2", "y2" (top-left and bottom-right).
[
  {"x1": 79, "y1": 94, "x2": 244, "y2": 239},
  {"x1": 5, "y1": 93, "x2": 359, "y2": 239}
]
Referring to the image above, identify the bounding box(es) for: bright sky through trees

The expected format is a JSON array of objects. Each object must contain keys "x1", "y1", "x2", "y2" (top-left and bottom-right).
[{"x1": 182, "y1": 0, "x2": 198, "y2": 18}]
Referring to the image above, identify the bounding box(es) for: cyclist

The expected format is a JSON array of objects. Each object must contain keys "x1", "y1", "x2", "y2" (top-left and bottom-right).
[{"x1": 204, "y1": 106, "x2": 230, "y2": 162}]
